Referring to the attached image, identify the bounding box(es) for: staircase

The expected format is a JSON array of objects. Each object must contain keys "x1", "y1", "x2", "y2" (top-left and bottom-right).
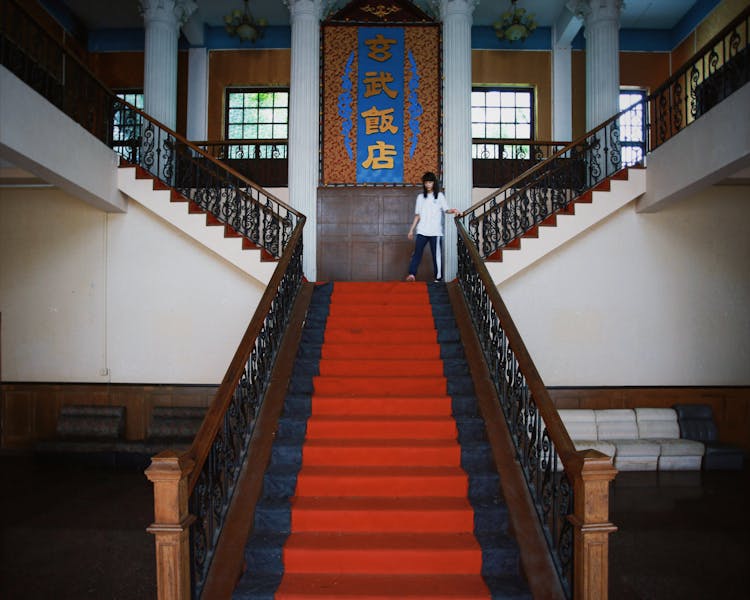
[
  {"x1": 485, "y1": 166, "x2": 646, "y2": 284},
  {"x1": 234, "y1": 281, "x2": 530, "y2": 599},
  {"x1": 117, "y1": 162, "x2": 278, "y2": 285}
]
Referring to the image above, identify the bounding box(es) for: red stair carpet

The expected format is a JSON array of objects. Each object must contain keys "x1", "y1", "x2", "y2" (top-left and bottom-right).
[{"x1": 275, "y1": 281, "x2": 490, "y2": 599}]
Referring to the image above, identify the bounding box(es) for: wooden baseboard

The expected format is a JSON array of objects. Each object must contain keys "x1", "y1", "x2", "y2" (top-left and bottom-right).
[
  {"x1": 549, "y1": 386, "x2": 750, "y2": 452},
  {"x1": 0, "y1": 383, "x2": 218, "y2": 449}
]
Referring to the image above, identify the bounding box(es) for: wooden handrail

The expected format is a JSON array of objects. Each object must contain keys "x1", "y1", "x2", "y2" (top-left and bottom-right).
[
  {"x1": 455, "y1": 221, "x2": 617, "y2": 599},
  {"x1": 187, "y1": 219, "x2": 304, "y2": 494}
]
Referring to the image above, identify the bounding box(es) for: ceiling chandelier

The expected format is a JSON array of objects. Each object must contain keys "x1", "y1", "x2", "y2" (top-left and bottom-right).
[
  {"x1": 224, "y1": 0, "x2": 267, "y2": 43},
  {"x1": 494, "y1": 0, "x2": 538, "y2": 43}
]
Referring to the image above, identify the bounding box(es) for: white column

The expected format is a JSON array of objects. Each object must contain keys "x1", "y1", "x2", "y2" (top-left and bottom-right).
[
  {"x1": 552, "y1": 42, "x2": 572, "y2": 141},
  {"x1": 139, "y1": 0, "x2": 196, "y2": 130},
  {"x1": 441, "y1": 0, "x2": 476, "y2": 281},
  {"x1": 553, "y1": 7, "x2": 583, "y2": 140},
  {"x1": 286, "y1": 0, "x2": 323, "y2": 281},
  {"x1": 571, "y1": 0, "x2": 623, "y2": 130},
  {"x1": 186, "y1": 47, "x2": 208, "y2": 141}
]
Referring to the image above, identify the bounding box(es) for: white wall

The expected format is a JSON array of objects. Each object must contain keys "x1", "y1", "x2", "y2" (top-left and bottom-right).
[
  {"x1": 498, "y1": 185, "x2": 750, "y2": 386},
  {"x1": 0, "y1": 188, "x2": 265, "y2": 384}
]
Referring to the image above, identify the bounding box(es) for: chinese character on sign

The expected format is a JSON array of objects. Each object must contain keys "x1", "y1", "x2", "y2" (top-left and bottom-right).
[
  {"x1": 360, "y1": 106, "x2": 399, "y2": 135},
  {"x1": 361, "y1": 141, "x2": 397, "y2": 170},
  {"x1": 365, "y1": 34, "x2": 397, "y2": 62},
  {"x1": 363, "y1": 72, "x2": 398, "y2": 99}
]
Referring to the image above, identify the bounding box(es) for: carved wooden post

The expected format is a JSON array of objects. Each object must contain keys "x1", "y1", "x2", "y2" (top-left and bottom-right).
[
  {"x1": 568, "y1": 449, "x2": 618, "y2": 600},
  {"x1": 145, "y1": 450, "x2": 195, "y2": 600}
]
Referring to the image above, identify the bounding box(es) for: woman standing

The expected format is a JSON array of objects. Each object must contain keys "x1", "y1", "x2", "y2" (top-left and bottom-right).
[{"x1": 406, "y1": 172, "x2": 458, "y2": 282}]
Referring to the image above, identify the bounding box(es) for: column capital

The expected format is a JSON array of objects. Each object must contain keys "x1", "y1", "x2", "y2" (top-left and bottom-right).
[
  {"x1": 284, "y1": 0, "x2": 333, "y2": 22},
  {"x1": 440, "y1": 0, "x2": 478, "y2": 20},
  {"x1": 568, "y1": 0, "x2": 623, "y2": 25},
  {"x1": 139, "y1": 0, "x2": 197, "y2": 28}
]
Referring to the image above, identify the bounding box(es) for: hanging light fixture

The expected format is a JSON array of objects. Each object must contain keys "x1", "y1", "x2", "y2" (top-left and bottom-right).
[
  {"x1": 494, "y1": 0, "x2": 538, "y2": 43},
  {"x1": 224, "y1": 0, "x2": 267, "y2": 43}
]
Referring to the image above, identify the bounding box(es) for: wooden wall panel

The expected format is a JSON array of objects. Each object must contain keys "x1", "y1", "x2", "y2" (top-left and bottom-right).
[
  {"x1": 0, "y1": 383, "x2": 217, "y2": 449},
  {"x1": 207, "y1": 49, "x2": 291, "y2": 140},
  {"x1": 89, "y1": 52, "x2": 144, "y2": 90},
  {"x1": 317, "y1": 187, "x2": 434, "y2": 281},
  {"x1": 571, "y1": 50, "x2": 586, "y2": 140},
  {"x1": 549, "y1": 387, "x2": 750, "y2": 452},
  {"x1": 671, "y1": 33, "x2": 696, "y2": 74},
  {"x1": 696, "y1": 0, "x2": 750, "y2": 49},
  {"x1": 472, "y1": 50, "x2": 552, "y2": 141},
  {"x1": 621, "y1": 52, "x2": 670, "y2": 94}
]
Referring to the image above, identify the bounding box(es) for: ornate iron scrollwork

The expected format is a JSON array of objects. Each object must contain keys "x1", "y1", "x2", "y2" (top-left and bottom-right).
[{"x1": 456, "y1": 233, "x2": 574, "y2": 596}]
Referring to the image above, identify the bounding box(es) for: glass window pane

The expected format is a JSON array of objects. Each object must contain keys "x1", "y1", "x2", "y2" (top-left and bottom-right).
[
  {"x1": 485, "y1": 107, "x2": 500, "y2": 123},
  {"x1": 273, "y1": 124, "x2": 288, "y2": 139},
  {"x1": 516, "y1": 92, "x2": 531, "y2": 107},
  {"x1": 274, "y1": 108, "x2": 288, "y2": 123},
  {"x1": 516, "y1": 124, "x2": 531, "y2": 138},
  {"x1": 228, "y1": 108, "x2": 243, "y2": 124},
  {"x1": 258, "y1": 108, "x2": 273, "y2": 124},
  {"x1": 472, "y1": 123, "x2": 485, "y2": 138},
  {"x1": 228, "y1": 124, "x2": 243, "y2": 139},
  {"x1": 243, "y1": 124, "x2": 258, "y2": 138},
  {"x1": 486, "y1": 123, "x2": 501, "y2": 138},
  {"x1": 500, "y1": 91, "x2": 516, "y2": 106},
  {"x1": 258, "y1": 124, "x2": 273, "y2": 138},
  {"x1": 517, "y1": 108, "x2": 531, "y2": 124},
  {"x1": 486, "y1": 91, "x2": 501, "y2": 107},
  {"x1": 275, "y1": 92, "x2": 289, "y2": 107},
  {"x1": 229, "y1": 94, "x2": 243, "y2": 108},
  {"x1": 501, "y1": 123, "x2": 515, "y2": 138},
  {"x1": 259, "y1": 93, "x2": 274, "y2": 107},
  {"x1": 500, "y1": 107, "x2": 515, "y2": 123},
  {"x1": 245, "y1": 93, "x2": 258, "y2": 107},
  {"x1": 471, "y1": 91, "x2": 485, "y2": 106},
  {"x1": 471, "y1": 107, "x2": 486, "y2": 122}
]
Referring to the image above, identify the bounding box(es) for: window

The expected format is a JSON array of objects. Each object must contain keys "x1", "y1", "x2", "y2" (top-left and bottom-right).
[
  {"x1": 112, "y1": 91, "x2": 144, "y2": 146},
  {"x1": 225, "y1": 88, "x2": 289, "y2": 159},
  {"x1": 619, "y1": 90, "x2": 647, "y2": 166},
  {"x1": 471, "y1": 87, "x2": 534, "y2": 159}
]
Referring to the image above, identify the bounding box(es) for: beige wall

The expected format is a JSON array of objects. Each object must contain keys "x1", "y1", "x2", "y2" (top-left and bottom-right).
[
  {"x1": 0, "y1": 188, "x2": 264, "y2": 384},
  {"x1": 498, "y1": 185, "x2": 750, "y2": 387}
]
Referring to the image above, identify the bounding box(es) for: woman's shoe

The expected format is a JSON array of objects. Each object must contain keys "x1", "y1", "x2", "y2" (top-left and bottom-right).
[{"x1": 405, "y1": 274, "x2": 415, "y2": 282}]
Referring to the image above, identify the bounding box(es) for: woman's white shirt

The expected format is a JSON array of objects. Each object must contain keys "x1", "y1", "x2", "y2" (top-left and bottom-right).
[{"x1": 414, "y1": 192, "x2": 448, "y2": 237}]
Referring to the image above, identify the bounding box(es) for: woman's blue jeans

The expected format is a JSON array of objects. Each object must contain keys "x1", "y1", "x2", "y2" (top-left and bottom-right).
[{"x1": 408, "y1": 234, "x2": 442, "y2": 280}]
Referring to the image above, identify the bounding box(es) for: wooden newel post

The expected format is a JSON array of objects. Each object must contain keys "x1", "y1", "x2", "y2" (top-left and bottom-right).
[
  {"x1": 145, "y1": 450, "x2": 196, "y2": 600},
  {"x1": 567, "y1": 449, "x2": 618, "y2": 600}
]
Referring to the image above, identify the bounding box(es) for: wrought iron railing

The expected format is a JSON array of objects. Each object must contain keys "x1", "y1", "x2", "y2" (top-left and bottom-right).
[
  {"x1": 0, "y1": 0, "x2": 301, "y2": 259},
  {"x1": 652, "y1": 5, "x2": 749, "y2": 147},
  {"x1": 185, "y1": 224, "x2": 304, "y2": 598},
  {"x1": 472, "y1": 139, "x2": 569, "y2": 188},
  {"x1": 456, "y1": 224, "x2": 577, "y2": 596},
  {"x1": 462, "y1": 4, "x2": 750, "y2": 260},
  {"x1": 192, "y1": 139, "x2": 289, "y2": 188}
]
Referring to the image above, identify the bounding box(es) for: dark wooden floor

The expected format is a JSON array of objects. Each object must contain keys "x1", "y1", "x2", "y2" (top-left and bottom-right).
[{"x1": 1, "y1": 454, "x2": 748, "y2": 599}]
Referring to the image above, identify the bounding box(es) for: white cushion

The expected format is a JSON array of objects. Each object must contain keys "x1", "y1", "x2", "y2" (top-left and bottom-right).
[
  {"x1": 657, "y1": 438, "x2": 704, "y2": 457},
  {"x1": 635, "y1": 408, "x2": 680, "y2": 440},
  {"x1": 611, "y1": 439, "x2": 661, "y2": 457},
  {"x1": 573, "y1": 440, "x2": 616, "y2": 457},
  {"x1": 596, "y1": 409, "x2": 638, "y2": 440},
  {"x1": 559, "y1": 409, "x2": 598, "y2": 440},
  {"x1": 658, "y1": 455, "x2": 703, "y2": 471}
]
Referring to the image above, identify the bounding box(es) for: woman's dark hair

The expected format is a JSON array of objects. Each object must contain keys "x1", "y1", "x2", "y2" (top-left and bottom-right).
[{"x1": 421, "y1": 171, "x2": 439, "y2": 199}]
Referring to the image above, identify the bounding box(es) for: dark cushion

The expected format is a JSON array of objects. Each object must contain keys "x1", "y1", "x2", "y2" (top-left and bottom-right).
[
  {"x1": 673, "y1": 404, "x2": 744, "y2": 470},
  {"x1": 55, "y1": 405, "x2": 126, "y2": 441}
]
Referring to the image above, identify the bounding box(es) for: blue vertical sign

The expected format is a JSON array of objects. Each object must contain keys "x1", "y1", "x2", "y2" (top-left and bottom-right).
[{"x1": 357, "y1": 27, "x2": 404, "y2": 183}]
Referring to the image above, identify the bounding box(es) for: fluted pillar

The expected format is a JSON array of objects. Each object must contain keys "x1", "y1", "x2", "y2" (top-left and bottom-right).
[
  {"x1": 186, "y1": 47, "x2": 208, "y2": 141},
  {"x1": 286, "y1": 0, "x2": 323, "y2": 281},
  {"x1": 571, "y1": 0, "x2": 623, "y2": 130},
  {"x1": 441, "y1": 0, "x2": 476, "y2": 281},
  {"x1": 139, "y1": 0, "x2": 196, "y2": 130}
]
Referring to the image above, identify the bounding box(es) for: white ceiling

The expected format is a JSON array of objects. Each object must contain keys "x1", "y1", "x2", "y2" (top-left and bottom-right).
[{"x1": 58, "y1": 0, "x2": 698, "y2": 31}]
